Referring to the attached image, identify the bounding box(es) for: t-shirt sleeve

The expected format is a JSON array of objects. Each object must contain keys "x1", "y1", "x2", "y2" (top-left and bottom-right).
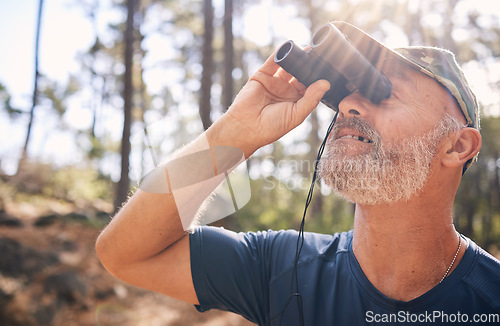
[{"x1": 189, "y1": 225, "x2": 294, "y2": 324}]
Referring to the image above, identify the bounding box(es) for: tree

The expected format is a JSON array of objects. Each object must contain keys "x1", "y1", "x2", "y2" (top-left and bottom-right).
[
  {"x1": 0, "y1": 83, "x2": 23, "y2": 118},
  {"x1": 18, "y1": 0, "x2": 45, "y2": 174},
  {"x1": 223, "y1": 0, "x2": 234, "y2": 110},
  {"x1": 200, "y1": 0, "x2": 214, "y2": 130},
  {"x1": 305, "y1": 0, "x2": 324, "y2": 218},
  {"x1": 114, "y1": 0, "x2": 138, "y2": 211}
]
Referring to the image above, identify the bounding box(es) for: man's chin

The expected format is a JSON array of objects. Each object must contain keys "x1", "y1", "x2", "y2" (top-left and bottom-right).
[
  {"x1": 336, "y1": 191, "x2": 400, "y2": 206},
  {"x1": 319, "y1": 156, "x2": 430, "y2": 206}
]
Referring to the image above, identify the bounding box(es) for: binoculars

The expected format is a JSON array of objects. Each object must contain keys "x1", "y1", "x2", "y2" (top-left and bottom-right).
[{"x1": 274, "y1": 23, "x2": 392, "y2": 110}]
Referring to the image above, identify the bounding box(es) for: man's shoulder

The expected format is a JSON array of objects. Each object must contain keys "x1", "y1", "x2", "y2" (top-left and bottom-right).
[
  {"x1": 461, "y1": 237, "x2": 500, "y2": 310},
  {"x1": 193, "y1": 225, "x2": 352, "y2": 248},
  {"x1": 191, "y1": 226, "x2": 353, "y2": 266},
  {"x1": 247, "y1": 227, "x2": 351, "y2": 255},
  {"x1": 464, "y1": 237, "x2": 500, "y2": 279}
]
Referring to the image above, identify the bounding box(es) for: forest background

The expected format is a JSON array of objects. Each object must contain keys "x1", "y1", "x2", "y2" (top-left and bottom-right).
[{"x1": 0, "y1": 0, "x2": 499, "y2": 325}]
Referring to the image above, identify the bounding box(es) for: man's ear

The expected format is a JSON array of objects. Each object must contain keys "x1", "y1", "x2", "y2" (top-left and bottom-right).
[{"x1": 442, "y1": 127, "x2": 482, "y2": 169}]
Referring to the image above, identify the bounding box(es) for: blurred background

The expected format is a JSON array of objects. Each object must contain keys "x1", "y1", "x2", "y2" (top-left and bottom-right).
[{"x1": 0, "y1": 0, "x2": 499, "y2": 324}]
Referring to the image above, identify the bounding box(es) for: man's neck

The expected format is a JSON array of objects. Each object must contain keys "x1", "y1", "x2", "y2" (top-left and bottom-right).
[{"x1": 351, "y1": 197, "x2": 466, "y2": 302}]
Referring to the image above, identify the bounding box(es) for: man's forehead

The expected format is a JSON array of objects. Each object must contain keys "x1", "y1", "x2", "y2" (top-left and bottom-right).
[
  {"x1": 377, "y1": 56, "x2": 465, "y2": 123},
  {"x1": 377, "y1": 57, "x2": 444, "y2": 93}
]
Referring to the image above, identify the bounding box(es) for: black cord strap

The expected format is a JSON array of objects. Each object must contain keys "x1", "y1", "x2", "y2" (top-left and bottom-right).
[{"x1": 271, "y1": 112, "x2": 338, "y2": 325}]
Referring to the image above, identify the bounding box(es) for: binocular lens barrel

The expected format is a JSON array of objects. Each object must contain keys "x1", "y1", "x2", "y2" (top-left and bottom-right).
[
  {"x1": 274, "y1": 41, "x2": 352, "y2": 110},
  {"x1": 275, "y1": 41, "x2": 315, "y2": 88},
  {"x1": 311, "y1": 24, "x2": 392, "y2": 104},
  {"x1": 274, "y1": 23, "x2": 392, "y2": 108}
]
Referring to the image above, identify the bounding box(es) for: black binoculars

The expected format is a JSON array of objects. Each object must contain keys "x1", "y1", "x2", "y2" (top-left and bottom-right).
[{"x1": 274, "y1": 23, "x2": 392, "y2": 110}]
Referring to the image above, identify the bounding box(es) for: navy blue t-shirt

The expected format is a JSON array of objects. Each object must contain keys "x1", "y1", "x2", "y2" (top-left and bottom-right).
[{"x1": 189, "y1": 226, "x2": 500, "y2": 325}]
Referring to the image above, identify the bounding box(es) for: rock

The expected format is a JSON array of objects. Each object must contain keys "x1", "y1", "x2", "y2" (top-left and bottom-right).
[
  {"x1": 0, "y1": 287, "x2": 13, "y2": 307},
  {"x1": 60, "y1": 239, "x2": 78, "y2": 252},
  {"x1": 94, "y1": 287, "x2": 115, "y2": 300},
  {"x1": 33, "y1": 303, "x2": 57, "y2": 326},
  {"x1": 95, "y1": 211, "x2": 111, "y2": 222},
  {"x1": 0, "y1": 238, "x2": 59, "y2": 279},
  {"x1": 0, "y1": 210, "x2": 23, "y2": 228},
  {"x1": 43, "y1": 270, "x2": 87, "y2": 306},
  {"x1": 0, "y1": 292, "x2": 37, "y2": 326},
  {"x1": 33, "y1": 214, "x2": 59, "y2": 227},
  {"x1": 64, "y1": 212, "x2": 89, "y2": 223}
]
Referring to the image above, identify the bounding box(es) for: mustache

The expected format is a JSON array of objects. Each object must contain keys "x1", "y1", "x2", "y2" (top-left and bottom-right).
[{"x1": 331, "y1": 117, "x2": 381, "y2": 145}]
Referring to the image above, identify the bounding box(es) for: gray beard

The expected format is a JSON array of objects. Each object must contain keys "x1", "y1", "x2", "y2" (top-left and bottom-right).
[{"x1": 318, "y1": 115, "x2": 462, "y2": 205}]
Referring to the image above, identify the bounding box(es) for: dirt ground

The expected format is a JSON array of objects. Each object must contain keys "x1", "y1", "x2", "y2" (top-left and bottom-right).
[{"x1": 0, "y1": 199, "x2": 255, "y2": 326}]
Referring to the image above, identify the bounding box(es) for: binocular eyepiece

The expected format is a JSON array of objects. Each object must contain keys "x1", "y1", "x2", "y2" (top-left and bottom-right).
[{"x1": 274, "y1": 23, "x2": 392, "y2": 110}]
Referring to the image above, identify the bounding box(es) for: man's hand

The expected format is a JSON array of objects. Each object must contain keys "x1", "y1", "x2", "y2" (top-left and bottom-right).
[{"x1": 208, "y1": 50, "x2": 330, "y2": 157}]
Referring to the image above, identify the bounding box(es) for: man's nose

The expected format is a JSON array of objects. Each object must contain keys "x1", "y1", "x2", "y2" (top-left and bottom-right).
[{"x1": 337, "y1": 91, "x2": 370, "y2": 119}]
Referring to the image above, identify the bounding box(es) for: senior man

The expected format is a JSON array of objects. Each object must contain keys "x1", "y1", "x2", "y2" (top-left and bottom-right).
[{"x1": 96, "y1": 22, "x2": 500, "y2": 325}]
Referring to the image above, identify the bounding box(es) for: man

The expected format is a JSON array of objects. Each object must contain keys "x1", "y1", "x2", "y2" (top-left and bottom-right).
[{"x1": 96, "y1": 22, "x2": 500, "y2": 325}]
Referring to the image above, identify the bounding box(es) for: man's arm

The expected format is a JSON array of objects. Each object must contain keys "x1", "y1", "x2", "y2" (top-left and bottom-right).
[{"x1": 95, "y1": 51, "x2": 330, "y2": 304}]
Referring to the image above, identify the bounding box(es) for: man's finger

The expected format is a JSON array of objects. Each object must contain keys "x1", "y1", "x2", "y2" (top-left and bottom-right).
[
  {"x1": 289, "y1": 77, "x2": 307, "y2": 94},
  {"x1": 258, "y1": 49, "x2": 282, "y2": 76},
  {"x1": 294, "y1": 80, "x2": 330, "y2": 119}
]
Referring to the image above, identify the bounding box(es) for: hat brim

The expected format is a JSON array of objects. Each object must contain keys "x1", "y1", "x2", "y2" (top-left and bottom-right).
[{"x1": 332, "y1": 22, "x2": 430, "y2": 76}]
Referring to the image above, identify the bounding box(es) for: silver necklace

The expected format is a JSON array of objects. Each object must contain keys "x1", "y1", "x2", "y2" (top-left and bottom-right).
[{"x1": 439, "y1": 234, "x2": 462, "y2": 283}]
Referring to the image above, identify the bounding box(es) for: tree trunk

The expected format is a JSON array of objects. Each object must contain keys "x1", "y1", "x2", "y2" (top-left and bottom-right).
[
  {"x1": 200, "y1": 0, "x2": 214, "y2": 130},
  {"x1": 223, "y1": 0, "x2": 234, "y2": 110},
  {"x1": 306, "y1": 0, "x2": 323, "y2": 217},
  {"x1": 114, "y1": 0, "x2": 136, "y2": 212},
  {"x1": 18, "y1": 0, "x2": 44, "y2": 174}
]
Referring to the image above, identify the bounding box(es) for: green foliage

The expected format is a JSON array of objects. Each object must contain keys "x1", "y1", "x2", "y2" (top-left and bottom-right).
[
  {"x1": 232, "y1": 173, "x2": 354, "y2": 235},
  {"x1": 47, "y1": 165, "x2": 113, "y2": 203},
  {"x1": 454, "y1": 115, "x2": 500, "y2": 248},
  {"x1": 0, "y1": 82, "x2": 24, "y2": 118},
  {"x1": 39, "y1": 79, "x2": 67, "y2": 116},
  {"x1": 7, "y1": 162, "x2": 113, "y2": 205}
]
